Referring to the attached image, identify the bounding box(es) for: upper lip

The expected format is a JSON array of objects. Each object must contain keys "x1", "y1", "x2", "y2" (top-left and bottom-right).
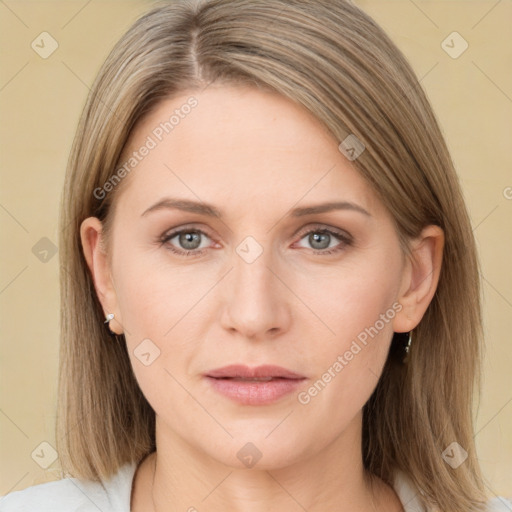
[{"x1": 205, "y1": 364, "x2": 305, "y2": 379}]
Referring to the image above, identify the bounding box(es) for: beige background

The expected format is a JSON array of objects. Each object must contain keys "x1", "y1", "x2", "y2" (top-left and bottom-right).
[{"x1": 1, "y1": 0, "x2": 511, "y2": 500}]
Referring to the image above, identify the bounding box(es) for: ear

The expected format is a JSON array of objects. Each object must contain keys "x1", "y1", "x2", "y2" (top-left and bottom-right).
[
  {"x1": 80, "y1": 217, "x2": 123, "y2": 335},
  {"x1": 392, "y1": 224, "x2": 444, "y2": 333}
]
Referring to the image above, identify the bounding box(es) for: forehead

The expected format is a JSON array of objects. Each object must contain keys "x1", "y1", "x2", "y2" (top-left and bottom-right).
[{"x1": 115, "y1": 85, "x2": 381, "y2": 219}]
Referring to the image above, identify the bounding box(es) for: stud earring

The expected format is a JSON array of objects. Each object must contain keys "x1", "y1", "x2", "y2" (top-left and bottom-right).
[
  {"x1": 104, "y1": 313, "x2": 117, "y2": 337},
  {"x1": 104, "y1": 313, "x2": 115, "y2": 324}
]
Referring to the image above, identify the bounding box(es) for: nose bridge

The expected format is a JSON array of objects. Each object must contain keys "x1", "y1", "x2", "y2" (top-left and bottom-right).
[
  {"x1": 232, "y1": 236, "x2": 279, "y2": 305},
  {"x1": 234, "y1": 245, "x2": 273, "y2": 295},
  {"x1": 221, "y1": 234, "x2": 290, "y2": 336}
]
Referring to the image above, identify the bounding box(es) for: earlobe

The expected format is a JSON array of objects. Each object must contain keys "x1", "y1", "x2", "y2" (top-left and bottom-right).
[
  {"x1": 393, "y1": 225, "x2": 444, "y2": 333},
  {"x1": 79, "y1": 217, "x2": 123, "y2": 334}
]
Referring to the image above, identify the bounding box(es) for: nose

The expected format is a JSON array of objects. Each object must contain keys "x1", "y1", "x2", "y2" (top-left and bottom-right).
[{"x1": 219, "y1": 243, "x2": 292, "y2": 339}]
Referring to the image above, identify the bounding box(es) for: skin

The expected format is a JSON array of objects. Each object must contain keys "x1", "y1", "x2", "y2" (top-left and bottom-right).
[{"x1": 81, "y1": 85, "x2": 444, "y2": 512}]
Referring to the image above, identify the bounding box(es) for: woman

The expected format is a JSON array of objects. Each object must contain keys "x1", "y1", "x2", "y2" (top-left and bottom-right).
[{"x1": 1, "y1": 0, "x2": 509, "y2": 511}]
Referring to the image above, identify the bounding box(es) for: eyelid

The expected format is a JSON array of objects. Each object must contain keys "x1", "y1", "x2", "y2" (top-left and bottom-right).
[
  {"x1": 295, "y1": 223, "x2": 353, "y2": 241},
  {"x1": 161, "y1": 223, "x2": 214, "y2": 239}
]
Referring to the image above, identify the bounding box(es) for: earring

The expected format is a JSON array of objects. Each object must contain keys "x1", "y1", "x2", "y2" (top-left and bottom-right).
[
  {"x1": 403, "y1": 330, "x2": 412, "y2": 363},
  {"x1": 104, "y1": 313, "x2": 115, "y2": 324},
  {"x1": 390, "y1": 331, "x2": 413, "y2": 363},
  {"x1": 104, "y1": 313, "x2": 117, "y2": 337}
]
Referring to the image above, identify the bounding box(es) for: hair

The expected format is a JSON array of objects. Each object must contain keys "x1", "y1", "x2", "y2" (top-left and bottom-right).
[{"x1": 57, "y1": 0, "x2": 488, "y2": 509}]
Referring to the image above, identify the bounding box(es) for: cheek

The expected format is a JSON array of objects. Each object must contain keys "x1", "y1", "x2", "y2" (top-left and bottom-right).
[
  {"x1": 309, "y1": 248, "x2": 402, "y2": 343},
  {"x1": 111, "y1": 247, "x2": 207, "y2": 382},
  {"x1": 298, "y1": 247, "x2": 402, "y2": 404},
  {"x1": 112, "y1": 244, "x2": 203, "y2": 335}
]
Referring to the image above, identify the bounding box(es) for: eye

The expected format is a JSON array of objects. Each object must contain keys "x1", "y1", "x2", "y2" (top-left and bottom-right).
[
  {"x1": 158, "y1": 224, "x2": 353, "y2": 258},
  {"x1": 295, "y1": 226, "x2": 353, "y2": 255},
  {"x1": 159, "y1": 227, "x2": 213, "y2": 257}
]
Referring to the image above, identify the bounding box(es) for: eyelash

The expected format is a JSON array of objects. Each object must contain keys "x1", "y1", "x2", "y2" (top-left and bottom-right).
[{"x1": 158, "y1": 225, "x2": 353, "y2": 258}]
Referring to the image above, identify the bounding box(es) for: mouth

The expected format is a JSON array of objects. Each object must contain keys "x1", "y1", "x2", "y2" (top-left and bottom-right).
[{"x1": 203, "y1": 365, "x2": 306, "y2": 405}]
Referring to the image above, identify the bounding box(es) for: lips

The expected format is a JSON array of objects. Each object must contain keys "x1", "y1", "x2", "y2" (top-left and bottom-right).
[
  {"x1": 205, "y1": 364, "x2": 305, "y2": 380},
  {"x1": 204, "y1": 365, "x2": 307, "y2": 405}
]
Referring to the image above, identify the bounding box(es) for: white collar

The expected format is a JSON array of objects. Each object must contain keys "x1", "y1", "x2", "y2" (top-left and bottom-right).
[{"x1": 392, "y1": 470, "x2": 429, "y2": 511}]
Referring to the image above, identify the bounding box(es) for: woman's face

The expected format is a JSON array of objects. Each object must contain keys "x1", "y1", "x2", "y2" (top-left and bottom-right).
[{"x1": 85, "y1": 85, "x2": 416, "y2": 469}]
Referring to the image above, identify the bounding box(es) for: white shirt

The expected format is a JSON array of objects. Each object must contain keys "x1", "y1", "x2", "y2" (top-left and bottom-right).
[{"x1": 0, "y1": 461, "x2": 510, "y2": 511}]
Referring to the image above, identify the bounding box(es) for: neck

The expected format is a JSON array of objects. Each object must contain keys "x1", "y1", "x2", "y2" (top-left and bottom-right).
[{"x1": 132, "y1": 412, "x2": 402, "y2": 512}]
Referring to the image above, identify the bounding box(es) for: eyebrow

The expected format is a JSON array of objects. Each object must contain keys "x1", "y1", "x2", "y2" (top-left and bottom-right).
[{"x1": 141, "y1": 197, "x2": 371, "y2": 218}]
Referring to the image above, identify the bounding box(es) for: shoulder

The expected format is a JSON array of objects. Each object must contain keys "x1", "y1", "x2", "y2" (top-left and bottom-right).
[
  {"x1": 392, "y1": 470, "x2": 512, "y2": 512},
  {"x1": 0, "y1": 462, "x2": 137, "y2": 512}
]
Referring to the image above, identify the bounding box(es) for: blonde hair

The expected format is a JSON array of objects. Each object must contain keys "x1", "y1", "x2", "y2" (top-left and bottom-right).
[{"x1": 57, "y1": 0, "x2": 487, "y2": 509}]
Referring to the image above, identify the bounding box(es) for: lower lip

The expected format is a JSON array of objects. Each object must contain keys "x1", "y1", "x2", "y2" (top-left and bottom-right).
[{"x1": 205, "y1": 377, "x2": 305, "y2": 405}]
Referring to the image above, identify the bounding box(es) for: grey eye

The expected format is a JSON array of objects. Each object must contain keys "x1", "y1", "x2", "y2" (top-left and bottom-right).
[
  {"x1": 176, "y1": 231, "x2": 203, "y2": 250},
  {"x1": 308, "y1": 232, "x2": 332, "y2": 250}
]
